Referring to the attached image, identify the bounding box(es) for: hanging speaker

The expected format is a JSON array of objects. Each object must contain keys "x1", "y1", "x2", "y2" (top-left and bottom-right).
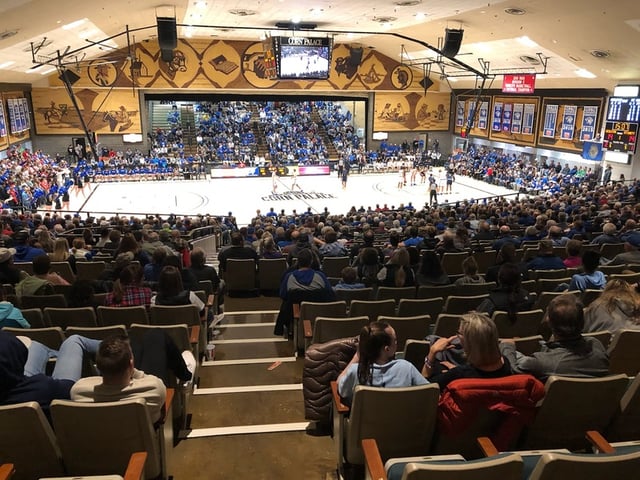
[
  {"x1": 419, "y1": 76, "x2": 434, "y2": 91},
  {"x1": 157, "y1": 17, "x2": 177, "y2": 51},
  {"x1": 347, "y1": 47, "x2": 364, "y2": 69},
  {"x1": 58, "y1": 69, "x2": 81, "y2": 85},
  {"x1": 442, "y1": 28, "x2": 464, "y2": 58}
]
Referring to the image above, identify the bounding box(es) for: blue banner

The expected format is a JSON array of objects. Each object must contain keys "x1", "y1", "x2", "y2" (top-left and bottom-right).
[{"x1": 582, "y1": 141, "x2": 603, "y2": 161}]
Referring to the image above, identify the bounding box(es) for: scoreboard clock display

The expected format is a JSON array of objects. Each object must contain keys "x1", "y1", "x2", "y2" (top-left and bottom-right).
[{"x1": 603, "y1": 121, "x2": 638, "y2": 153}]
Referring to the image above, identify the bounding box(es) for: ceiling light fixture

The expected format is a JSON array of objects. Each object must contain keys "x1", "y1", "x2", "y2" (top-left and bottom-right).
[
  {"x1": 504, "y1": 8, "x2": 526, "y2": 15},
  {"x1": 575, "y1": 68, "x2": 596, "y2": 78}
]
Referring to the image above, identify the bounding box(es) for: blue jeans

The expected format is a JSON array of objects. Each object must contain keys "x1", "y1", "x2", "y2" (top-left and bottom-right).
[{"x1": 23, "y1": 335, "x2": 101, "y2": 381}]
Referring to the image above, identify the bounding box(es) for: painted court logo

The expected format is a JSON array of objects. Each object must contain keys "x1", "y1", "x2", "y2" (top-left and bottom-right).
[{"x1": 261, "y1": 191, "x2": 336, "y2": 202}]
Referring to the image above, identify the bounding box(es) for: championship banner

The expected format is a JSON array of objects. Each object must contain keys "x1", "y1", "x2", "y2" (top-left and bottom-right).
[
  {"x1": 502, "y1": 74, "x2": 536, "y2": 94},
  {"x1": 543, "y1": 104, "x2": 559, "y2": 138},
  {"x1": 561, "y1": 105, "x2": 577, "y2": 140},
  {"x1": 492, "y1": 102, "x2": 503, "y2": 131},
  {"x1": 511, "y1": 103, "x2": 524, "y2": 134},
  {"x1": 478, "y1": 101, "x2": 489, "y2": 130},
  {"x1": 455, "y1": 100, "x2": 465, "y2": 127},
  {"x1": 523, "y1": 103, "x2": 536, "y2": 135},
  {"x1": 581, "y1": 106, "x2": 598, "y2": 140},
  {"x1": 466, "y1": 100, "x2": 476, "y2": 128},
  {"x1": 501, "y1": 103, "x2": 513, "y2": 133},
  {"x1": 0, "y1": 102, "x2": 6, "y2": 137}
]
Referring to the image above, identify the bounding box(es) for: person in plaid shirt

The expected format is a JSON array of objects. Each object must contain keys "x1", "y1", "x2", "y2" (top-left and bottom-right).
[{"x1": 104, "y1": 263, "x2": 152, "y2": 307}]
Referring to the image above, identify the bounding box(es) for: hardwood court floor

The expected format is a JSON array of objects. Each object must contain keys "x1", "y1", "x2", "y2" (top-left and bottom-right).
[{"x1": 70, "y1": 172, "x2": 517, "y2": 226}]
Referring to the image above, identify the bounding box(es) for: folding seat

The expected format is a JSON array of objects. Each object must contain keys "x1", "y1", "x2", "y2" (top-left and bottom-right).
[
  {"x1": 375, "y1": 286, "x2": 417, "y2": 304},
  {"x1": 607, "y1": 329, "x2": 640, "y2": 376},
  {"x1": 20, "y1": 294, "x2": 67, "y2": 311},
  {"x1": 335, "y1": 287, "x2": 374, "y2": 305},
  {"x1": 332, "y1": 382, "x2": 440, "y2": 475},
  {"x1": 321, "y1": 256, "x2": 350, "y2": 278},
  {"x1": 362, "y1": 437, "x2": 523, "y2": 480},
  {"x1": 44, "y1": 307, "x2": 98, "y2": 329},
  {"x1": 98, "y1": 305, "x2": 149, "y2": 328},
  {"x1": 51, "y1": 398, "x2": 169, "y2": 480},
  {"x1": 518, "y1": 374, "x2": 628, "y2": 451},
  {"x1": 349, "y1": 299, "x2": 396, "y2": 322},
  {"x1": 397, "y1": 297, "x2": 444, "y2": 320},
  {"x1": 310, "y1": 316, "x2": 369, "y2": 345},
  {"x1": 257, "y1": 257, "x2": 288, "y2": 293},
  {"x1": 297, "y1": 300, "x2": 347, "y2": 353},
  {"x1": 491, "y1": 309, "x2": 544, "y2": 338},
  {"x1": 377, "y1": 315, "x2": 431, "y2": 352},
  {"x1": 442, "y1": 295, "x2": 488, "y2": 315}
]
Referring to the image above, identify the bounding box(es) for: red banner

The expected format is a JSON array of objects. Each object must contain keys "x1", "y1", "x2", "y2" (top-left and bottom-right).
[{"x1": 502, "y1": 74, "x2": 536, "y2": 94}]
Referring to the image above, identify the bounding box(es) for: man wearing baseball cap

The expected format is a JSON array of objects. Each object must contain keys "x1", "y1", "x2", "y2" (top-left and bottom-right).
[{"x1": 609, "y1": 231, "x2": 640, "y2": 265}]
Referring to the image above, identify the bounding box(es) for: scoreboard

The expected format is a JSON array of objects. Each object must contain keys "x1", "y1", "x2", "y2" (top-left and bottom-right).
[{"x1": 603, "y1": 121, "x2": 637, "y2": 153}]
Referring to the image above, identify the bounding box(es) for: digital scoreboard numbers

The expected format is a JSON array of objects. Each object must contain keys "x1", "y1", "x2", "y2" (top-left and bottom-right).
[
  {"x1": 606, "y1": 97, "x2": 640, "y2": 123},
  {"x1": 603, "y1": 121, "x2": 638, "y2": 153}
]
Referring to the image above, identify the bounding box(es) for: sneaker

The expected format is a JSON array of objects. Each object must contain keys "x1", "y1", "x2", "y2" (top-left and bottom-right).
[{"x1": 210, "y1": 313, "x2": 225, "y2": 328}]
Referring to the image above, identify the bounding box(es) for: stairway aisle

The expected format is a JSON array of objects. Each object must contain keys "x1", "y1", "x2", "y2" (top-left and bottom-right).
[{"x1": 170, "y1": 297, "x2": 335, "y2": 479}]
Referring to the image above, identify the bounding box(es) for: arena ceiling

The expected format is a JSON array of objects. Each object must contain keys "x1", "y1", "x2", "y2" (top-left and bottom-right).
[{"x1": 0, "y1": 0, "x2": 639, "y2": 92}]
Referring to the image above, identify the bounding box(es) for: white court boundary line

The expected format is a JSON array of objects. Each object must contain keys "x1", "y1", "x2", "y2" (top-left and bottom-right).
[
  {"x1": 181, "y1": 422, "x2": 310, "y2": 439},
  {"x1": 194, "y1": 383, "x2": 302, "y2": 395},
  {"x1": 201, "y1": 356, "x2": 297, "y2": 366}
]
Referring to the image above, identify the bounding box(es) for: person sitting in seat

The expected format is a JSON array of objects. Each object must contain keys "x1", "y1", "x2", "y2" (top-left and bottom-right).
[
  {"x1": 15, "y1": 254, "x2": 69, "y2": 298},
  {"x1": 151, "y1": 265, "x2": 204, "y2": 315},
  {"x1": 333, "y1": 266, "x2": 366, "y2": 291},
  {"x1": 0, "y1": 247, "x2": 24, "y2": 286},
  {"x1": 274, "y1": 248, "x2": 335, "y2": 336},
  {"x1": 527, "y1": 239, "x2": 565, "y2": 271},
  {"x1": 12, "y1": 229, "x2": 46, "y2": 263},
  {"x1": 453, "y1": 256, "x2": 486, "y2": 286},
  {"x1": 476, "y1": 263, "x2": 534, "y2": 319},
  {"x1": 500, "y1": 294, "x2": 609, "y2": 382},
  {"x1": 71, "y1": 334, "x2": 179, "y2": 424},
  {"x1": 567, "y1": 250, "x2": 606, "y2": 292},
  {"x1": 423, "y1": 312, "x2": 513, "y2": 389},
  {"x1": 337, "y1": 320, "x2": 428, "y2": 403},
  {"x1": 0, "y1": 331, "x2": 100, "y2": 412},
  {"x1": 0, "y1": 286, "x2": 29, "y2": 328},
  {"x1": 105, "y1": 263, "x2": 152, "y2": 308},
  {"x1": 377, "y1": 247, "x2": 416, "y2": 287},
  {"x1": 583, "y1": 279, "x2": 640, "y2": 334},
  {"x1": 217, "y1": 231, "x2": 258, "y2": 274}
]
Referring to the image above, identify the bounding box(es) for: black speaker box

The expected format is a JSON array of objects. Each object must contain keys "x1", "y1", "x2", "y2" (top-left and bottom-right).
[
  {"x1": 347, "y1": 47, "x2": 364, "y2": 68},
  {"x1": 419, "y1": 76, "x2": 434, "y2": 90},
  {"x1": 160, "y1": 49, "x2": 174, "y2": 63},
  {"x1": 58, "y1": 69, "x2": 81, "y2": 85},
  {"x1": 157, "y1": 17, "x2": 177, "y2": 51},
  {"x1": 442, "y1": 28, "x2": 464, "y2": 58}
]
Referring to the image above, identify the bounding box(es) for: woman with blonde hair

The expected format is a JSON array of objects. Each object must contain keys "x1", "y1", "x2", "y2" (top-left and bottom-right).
[
  {"x1": 51, "y1": 237, "x2": 77, "y2": 273},
  {"x1": 583, "y1": 279, "x2": 640, "y2": 334},
  {"x1": 377, "y1": 247, "x2": 415, "y2": 287},
  {"x1": 423, "y1": 312, "x2": 512, "y2": 389},
  {"x1": 35, "y1": 228, "x2": 55, "y2": 253},
  {"x1": 71, "y1": 237, "x2": 92, "y2": 261}
]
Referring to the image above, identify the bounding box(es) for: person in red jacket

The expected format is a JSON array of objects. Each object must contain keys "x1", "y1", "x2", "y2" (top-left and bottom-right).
[{"x1": 422, "y1": 312, "x2": 512, "y2": 389}]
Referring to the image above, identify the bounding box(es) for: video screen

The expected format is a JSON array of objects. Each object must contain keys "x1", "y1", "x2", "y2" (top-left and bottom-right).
[{"x1": 276, "y1": 37, "x2": 332, "y2": 80}]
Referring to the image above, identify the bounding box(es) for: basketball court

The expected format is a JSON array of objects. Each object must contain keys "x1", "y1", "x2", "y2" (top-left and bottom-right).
[{"x1": 69, "y1": 171, "x2": 519, "y2": 226}]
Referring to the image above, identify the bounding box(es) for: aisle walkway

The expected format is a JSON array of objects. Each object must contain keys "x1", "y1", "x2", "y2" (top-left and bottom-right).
[{"x1": 170, "y1": 296, "x2": 335, "y2": 479}]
